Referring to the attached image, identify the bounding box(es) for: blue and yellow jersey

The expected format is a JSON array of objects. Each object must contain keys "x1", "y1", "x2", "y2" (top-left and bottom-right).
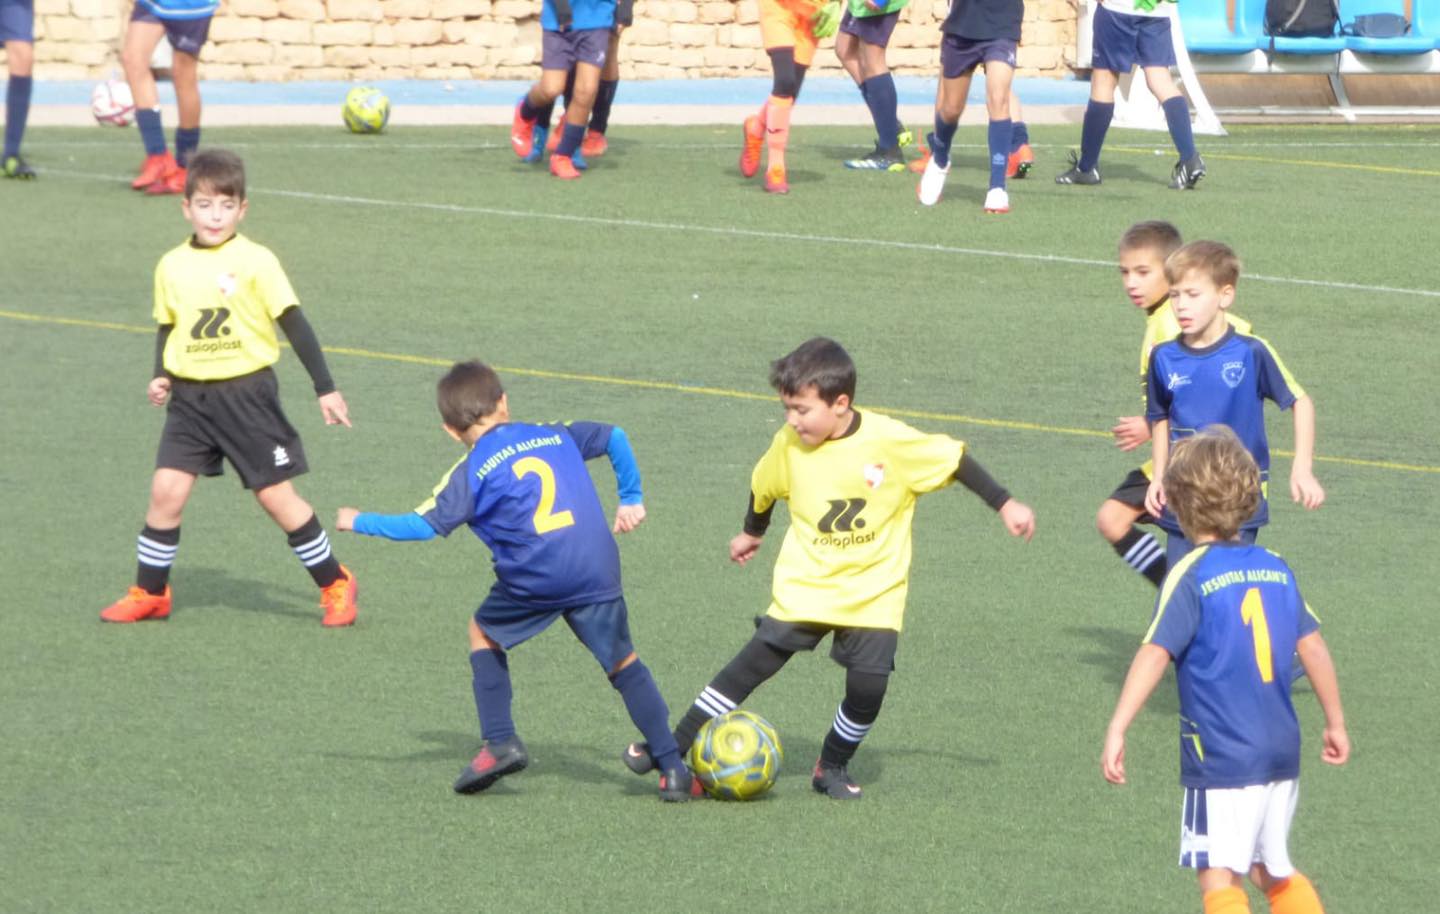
[
  {"x1": 1145, "y1": 542, "x2": 1318, "y2": 788},
  {"x1": 153, "y1": 234, "x2": 298, "y2": 381},
  {"x1": 1145, "y1": 326, "x2": 1304, "y2": 531},
  {"x1": 415, "y1": 421, "x2": 635, "y2": 608},
  {"x1": 750, "y1": 410, "x2": 964, "y2": 631},
  {"x1": 541, "y1": 0, "x2": 615, "y2": 31},
  {"x1": 1138, "y1": 300, "x2": 1252, "y2": 407}
]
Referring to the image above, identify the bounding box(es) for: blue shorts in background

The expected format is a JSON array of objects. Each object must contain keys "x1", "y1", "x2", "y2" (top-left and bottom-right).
[
  {"x1": 1092, "y1": 5, "x2": 1176, "y2": 72},
  {"x1": 0, "y1": 0, "x2": 35, "y2": 43}
]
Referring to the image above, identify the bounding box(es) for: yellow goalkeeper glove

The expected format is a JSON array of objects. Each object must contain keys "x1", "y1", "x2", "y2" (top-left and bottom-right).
[{"x1": 812, "y1": 1, "x2": 842, "y2": 39}]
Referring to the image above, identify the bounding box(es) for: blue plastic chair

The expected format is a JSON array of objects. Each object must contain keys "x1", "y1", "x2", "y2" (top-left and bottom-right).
[
  {"x1": 1341, "y1": 0, "x2": 1435, "y2": 53},
  {"x1": 1269, "y1": 0, "x2": 1347, "y2": 53},
  {"x1": 1180, "y1": 0, "x2": 1266, "y2": 53}
]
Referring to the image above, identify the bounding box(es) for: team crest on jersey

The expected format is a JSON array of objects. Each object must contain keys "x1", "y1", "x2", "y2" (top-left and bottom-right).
[
  {"x1": 216, "y1": 272, "x2": 238, "y2": 297},
  {"x1": 862, "y1": 463, "x2": 885, "y2": 489},
  {"x1": 1221, "y1": 361, "x2": 1246, "y2": 389}
]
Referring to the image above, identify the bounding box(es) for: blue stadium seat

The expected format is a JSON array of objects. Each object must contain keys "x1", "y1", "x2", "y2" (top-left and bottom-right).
[
  {"x1": 1180, "y1": 0, "x2": 1265, "y2": 54},
  {"x1": 1341, "y1": 0, "x2": 1435, "y2": 53},
  {"x1": 1268, "y1": 0, "x2": 1347, "y2": 54}
]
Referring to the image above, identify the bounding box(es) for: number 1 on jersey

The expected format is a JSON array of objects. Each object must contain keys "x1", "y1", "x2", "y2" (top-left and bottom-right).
[
  {"x1": 1240, "y1": 587, "x2": 1274, "y2": 683},
  {"x1": 513, "y1": 457, "x2": 575, "y2": 534}
]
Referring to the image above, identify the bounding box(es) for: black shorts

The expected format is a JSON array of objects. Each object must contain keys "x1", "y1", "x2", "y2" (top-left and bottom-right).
[
  {"x1": 156, "y1": 367, "x2": 309, "y2": 490},
  {"x1": 755, "y1": 615, "x2": 898, "y2": 675},
  {"x1": 1107, "y1": 467, "x2": 1155, "y2": 518}
]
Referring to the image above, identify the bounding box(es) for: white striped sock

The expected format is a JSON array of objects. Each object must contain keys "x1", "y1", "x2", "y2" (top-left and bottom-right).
[
  {"x1": 293, "y1": 531, "x2": 332, "y2": 567},
  {"x1": 137, "y1": 534, "x2": 178, "y2": 568},
  {"x1": 831, "y1": 705, "x2": 871, "y2": 744},
  {"x1": 1123, "y1": 533, "x2": 1163, "y2": 573},
  {"x1": 695, "y1": 686, "x2": 736, "y2": 719}
]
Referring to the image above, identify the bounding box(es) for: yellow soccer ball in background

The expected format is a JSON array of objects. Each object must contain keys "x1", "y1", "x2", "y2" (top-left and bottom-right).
[{"x1": 343, "y1": 86, "x2": 390, "y2": 134}]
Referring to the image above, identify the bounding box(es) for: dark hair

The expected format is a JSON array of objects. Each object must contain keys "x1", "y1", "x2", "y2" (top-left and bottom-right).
[
  {"x1": 184, "y1": 148, "x2": 246, "y2": 200},
  {"x1": 769, "y1": 337, "x2": 857, "y2": 404},
  {"x1": 1119, "y1": 220, "x2": 1182, "y2": 259},
  {"x1": 437, "y1": 361, "x2": 505, "y2": 430},
  {"x1": 1165, "y1": 426, "x2": 1261, "y2": 542}
]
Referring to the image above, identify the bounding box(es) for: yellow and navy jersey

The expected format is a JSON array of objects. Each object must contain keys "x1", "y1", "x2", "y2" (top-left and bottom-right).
[
  {"x1": 153, "y1": 234, "x2": 298, "y2": 381},
  {"x1": 1145, "y1": 542, "x2": 1318, "y2": 788},
  {"x1": 750, "y1": 410, "x2": 964, "y2": 631},
  {"x1": 1138, "y1": 300, "x2": 1252, "y2": 405}
]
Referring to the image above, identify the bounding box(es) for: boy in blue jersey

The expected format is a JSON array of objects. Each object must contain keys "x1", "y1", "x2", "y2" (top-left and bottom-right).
[
  {"x1": 1103, "y1": 428, "x2": 1349, "y2": 914},
  {"x1": 1144, "y1": 241, "x2": 1323, "y2": 566},
  {"x1": 510, "y1": 0, "x2": 631, "y2": 179},
  {"x1": 2, "y1": 0, "x2": 36, "y2": 178},
  {"x1": 121, "y1": 0, "x2": 217, "y2": 194},
  {"x1": 336, "y1": 361, "x2": 693, "y2": 801}
]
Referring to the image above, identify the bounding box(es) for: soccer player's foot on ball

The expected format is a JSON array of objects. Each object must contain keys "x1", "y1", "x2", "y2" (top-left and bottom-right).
[
  {"x1": 1006, "y1": 143, "x2": 1034, "y2": 179},
  {"x1": 739, "y1": 115, "x2": 763, "y2": 179},
  {"x1": 132, "y1": 152, "x2": 177, "y2": 190},
  {"x1": 3, "y1": 155, "x2": 36, "y2": 179},
  {"x1": 580, "y1": 129, "x2": 608, "y2": 157},
  {"x1": 144, "y1": 166, "x2": 187, "y2": 196},
  {"x1": 319, "y1": 565, "x2": 358, "y2": 627},
  {"x1": 983, "y1": 186, "x2": 1010, "y2": 214},
  {"x1": 511, "y1": 100, "x2": 536, "y2": 159},
  {"x1": 622, "y1": 741, "x2": 657, "y2": 775},
  {"x1": 1055, "y1": 150, "x2": 1101, "y2": 186},
  {"x1": 1170, "y1": 153, "x2": 1206, "y2": 190},
  {"x1": 549, "y1": 154, "x2": 583, "y2": 180},
  {"x1": 917, "y1": 143, "x2": 950, "y2": 207},
  {"x1": 844, "y1": 145, "x2": 906, "y2": 172},
  {"x1": 658, "y1": 765, "x2": 700, "y2": 802},
  {"x1": 763, "y1": 164, "x2": 789, "y2": 194},
  {"x1": 454, "y1": 736, "x2": 529, "y2": 794},
  {"x1": 523, "y1": 126, "x2": 548, "y2": 164},
  {"x1": 100, "y1": 586, "x2": 172, "y2": 623},
  {"x1": 812, "y1": 760, "x2": 862, "y2": 799}
]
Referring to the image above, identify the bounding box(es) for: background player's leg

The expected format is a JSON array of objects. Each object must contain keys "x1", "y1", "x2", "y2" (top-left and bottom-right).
[
  {"x1": 1006, "y1": 92, "x2": 1033, "y2": 178},
  {"x1": 1198, "y1": 868, "x2": 1251, "y2": 914},
  {"x1": 762, "y1": 47, "x2": 804, "y2": 192},
  {"x1": 584, "y1": 30, "x2": 621, "y2": 156},
  {"x1": 671, "y1": 636, "x2": 793, "y2": 757},
  {"x1": 814, "y1": 668, "x2": 887, "y2": 798},
  {"x1": 171, "y1": 49, "x2": 202, "y2": 171},
  {"x1": 859, "y1": 39, "x2": 900, "y2": 154},
  {"x1": 122, "y1": 19, "x2": 172, "y2": 187},
  {"x1": 930, "y1": 72, "x2": 969, "y2": 169},
  {"x1": 1144, "y1": 65, "x2": 1203, "y2": 188},
  {"x1": 1097, "y1": 499, "x2": 1166, "y2": 587},
  {"x1": 1075, "y1": 68, "x2": 1117, "y2": 176},
  {"x1": 4, "y1": 39, "x2": 35, "y2": 177},
  {"x1": 1259, "y1": 869, "x2": 1324, "y2": 914},
  {"x1": 512, "y1": 67, "x2": 567, "y2": 159},
  {"x1": 982, "y1": 59, "x2": 1015, "y2": 208},
  {"x1": 555, "y1": 61, "x2": 600, "y2": 162}
]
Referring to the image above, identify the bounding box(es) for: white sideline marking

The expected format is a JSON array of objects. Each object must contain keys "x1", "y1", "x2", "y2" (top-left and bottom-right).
[{"x1": 41, "y1": 167, "x2": 1440, "y2": 301}]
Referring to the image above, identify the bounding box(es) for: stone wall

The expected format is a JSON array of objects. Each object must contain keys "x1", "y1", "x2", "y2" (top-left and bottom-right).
[{"x1": 14, "y1": 0, "x2": 1079, "y2": 81}]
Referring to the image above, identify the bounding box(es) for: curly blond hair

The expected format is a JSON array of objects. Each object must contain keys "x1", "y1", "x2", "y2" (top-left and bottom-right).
[{"x1": 1165, "y1": 426, "x2": 1261, "y2": 541}]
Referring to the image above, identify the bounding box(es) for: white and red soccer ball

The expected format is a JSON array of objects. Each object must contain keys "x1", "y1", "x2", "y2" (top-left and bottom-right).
[{"x1": 91, "y1": 78, "x2": 136, "y2": 127}]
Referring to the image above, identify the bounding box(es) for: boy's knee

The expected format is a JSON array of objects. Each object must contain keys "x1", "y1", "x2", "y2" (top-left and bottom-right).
[
  {"x1": 7, "y1": 42, "x2": 34, "y2": 73},
  {"x1": 1096, "y1": 502, "x2": 1128, "y2": 542},
  {"x1": 607, "y1": 651, "x2": 639, "y2": 677}
]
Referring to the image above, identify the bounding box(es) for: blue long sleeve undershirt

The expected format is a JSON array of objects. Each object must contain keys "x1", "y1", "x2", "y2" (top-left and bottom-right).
[
  {"x1": 352, "y1": 511, "x2": 437, "y2": 541},
  {"x1": 606, "y1": 426, "x2": 643, "y2": 505}
]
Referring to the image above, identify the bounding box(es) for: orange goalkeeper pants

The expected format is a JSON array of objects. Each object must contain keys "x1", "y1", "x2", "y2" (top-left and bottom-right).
[{"x1": 759, "y1": 0, "x2": 820, "y2": 66}]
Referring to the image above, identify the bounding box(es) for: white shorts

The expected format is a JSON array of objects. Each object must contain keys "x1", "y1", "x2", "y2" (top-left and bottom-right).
[{"x1": 1179, "y1": 780, "x2": 1298, "y2": 877}]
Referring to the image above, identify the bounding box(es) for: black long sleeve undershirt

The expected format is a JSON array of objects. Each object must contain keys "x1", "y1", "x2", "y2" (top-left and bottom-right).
[
  {"x1": 276, "y1": 306, "x2": 337, "y2": 396},
  {"x1": 154, "y1": 325, "x2": 173, "y2": 379}
]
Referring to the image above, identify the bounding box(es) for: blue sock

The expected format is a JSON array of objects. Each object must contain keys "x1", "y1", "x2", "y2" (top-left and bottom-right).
[
  {"x1": 611, "y1": 661, "x2": 682, "y2": 772},
  {"x1": 987, "y1": 117, "x2": 1011, "y2": 190},
  {"x1": 931, "y1": 112, "x2": 958, "y2": 169},
  {"x1": 175, "y1": 127, "x2": 200, "y2": 167},
  {"x1": 1010, "y1": 120, "x2": 1029, "y2": 153},
  {"x1": 862, "y1": 74, "x2": 899, "y2": 149},
  {"x1": 1078, "y1": 100, "x2": 1113, "y2": 173},
  {"x1": 469, "y1": 648, "x2": 516, "y2": 743},
  {"x1": 555, "y1": 121, "x2": 585, "y2": 157},
  {"x1": 4, "y1": 75, "x2": 32, "y2": 159},
  {"x1": 136, "y1": 107, "x2": 167, "y2": 157},
  {"x1": 1162, "y1": 95, "x2": 1197, "y2": 161}
]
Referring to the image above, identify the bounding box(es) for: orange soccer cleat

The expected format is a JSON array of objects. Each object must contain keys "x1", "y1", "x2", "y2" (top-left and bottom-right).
[
  {"x1": 511, "y1": 100, "x2": 537, "y2": 159},
  {"x1": 145, "y1": 166, "x2": 187, "y2": 196},
  {"x1": 320, "y1": 565, "x2": 358, "y2": 627},
  {"x1": 549, "y1": 154, "x2": 583, "y2": 180},
  {"x1": 546, "y1": 122, "x2": 562, "y2": 152},
  {"x1": 131, "y1": 152, "x2": 177, "y2": 191},
  {"x1": 739, "y1": 115, "x2": 763, "y2": 179},
  {"x1": 1006, "y1": 143, "x2": 1034, "y2": 179},
  {"x1": 100, "y1": 586, "x2": 172, "y2": 623},
  {"x1": 763, "y1": 164, "x2": 789, "y2": 195},
  {"x1": 580, "y1": 130, "x2": 608, "y2": 157}
]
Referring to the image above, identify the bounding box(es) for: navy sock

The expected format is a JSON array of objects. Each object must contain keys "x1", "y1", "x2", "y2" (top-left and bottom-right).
[
  {"x1": 555, "y1": 121, "x2": 585, "y2": 157},
  {"x1": 175, "y1": 127, "x2": 200, "y2": 167},
  {"x1": 519, "y1": 95, "x2": 541, "y2": 123},
  {"x1": 4, "y1": 75, "x2": 32, "y2": 159},
  {"x1": 1078, "y1": 100, "x2": 1113, "y2": 173},
  {"x1": 470, "y1": 648, "x2": 516, "y2": 743},
  {"x1": 136, "y1": 107, "x2": 167, "y2": 157},
  {"x1": 535, "y1": 98, "x2": 556, "y2": 129},
  {"x1": 611, "y1": 661, "x2": 682, "y2": 772},
  {"x1": 562, "y1": 68, "x2": 576, "y2": 111},
  {"x1": 1162, "y1": 95, "x2": 1197, "y2": 161},
  {"x1": 862, "y1": 74, "x2": 899, "y2": 149},
  {"x1": 988, "y1": 117, "x2": 1011, "y2": 189},
  {"x1": 590, "y1": 79, "x2": 618, "y2": 134},
  {"x1": 931, "y1": 112, "x2": 958, "y2": 169},
  {"x1": 135, "y1": 524, "x2": 180, "y2": 595},
  {"x1": 1010, "y1": 120, "x2": 1029, "y2": 153}
]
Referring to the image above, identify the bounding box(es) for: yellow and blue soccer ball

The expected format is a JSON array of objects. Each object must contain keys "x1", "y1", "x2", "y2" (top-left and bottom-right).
[
  {"x1": 342, "y1": 87, "x2": 390, "y2": 134},
  {"x1": 688, "y1": 710, "x2": 783, "y2": 800}
]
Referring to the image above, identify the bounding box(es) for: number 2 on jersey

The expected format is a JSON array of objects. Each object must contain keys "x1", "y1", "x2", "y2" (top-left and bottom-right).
[
  {"x1": 513, "y1": 457, "x2": 575, "y2": 534},
  {"x1": 1240, "y1": 587, "x2": 1274, "y2": 683}
]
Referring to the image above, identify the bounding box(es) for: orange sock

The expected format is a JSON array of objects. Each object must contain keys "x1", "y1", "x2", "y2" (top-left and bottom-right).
[
  {"x1": 1203, "y1": 886, "x2": 1251, "y2": 914},
  {"x1": 1266, "y1": 873, "x2": 1325, "y2": 914},
  {"x1": 764, "y1": 95, "x2": 793, "y2": 171}
]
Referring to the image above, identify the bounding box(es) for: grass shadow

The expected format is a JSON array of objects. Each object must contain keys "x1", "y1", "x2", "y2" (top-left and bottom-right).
[{"x1": 171, "y1": 565, "x2": 314, "y2": 620}]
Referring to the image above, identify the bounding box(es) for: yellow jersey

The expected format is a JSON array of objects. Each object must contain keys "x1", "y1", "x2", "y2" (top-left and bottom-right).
[
  {"x1": 153, "y1": 234, "x2": 299, "y2": 381},
  {"x1": 750, "y1": 410, "x2": 964, "y2": 632}
]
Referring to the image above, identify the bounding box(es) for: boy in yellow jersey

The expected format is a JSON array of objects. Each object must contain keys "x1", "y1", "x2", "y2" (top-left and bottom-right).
[
  {"x1": 739, "y1": 0, "x2": 842, "y2": 194},
  {"x1": 1098, "y1": 222, "x2": 1250, "y2": 589},
  {"x1": 624, "y1": 337, "x2": 1035, "y2": 797},
  {"x1": 100, "y1": 148, "x2": 359, "y2": 626}
]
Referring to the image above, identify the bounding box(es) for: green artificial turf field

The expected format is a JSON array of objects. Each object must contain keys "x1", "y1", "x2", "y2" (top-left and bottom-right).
[{"x1": 2, "y1": 122, "x2": 1437, "y2": 913}]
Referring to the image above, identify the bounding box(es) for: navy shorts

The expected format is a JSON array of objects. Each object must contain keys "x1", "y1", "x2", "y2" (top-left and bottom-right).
[
  {"x1": 0, "y1": 0, "x2": 34, "y2": 43},
  {"x1": 156, "y1": 367, "x2": 309, "y2": 491},
  {"x1": 755, "y1": 615, "x2": 898, "y2": 675},
  {"x1": 542, "y1": 27, "x2": 610, "y2": 71},
  {"x1": 1107, "y1": 467, "x2": 1155, "y2": 517},
  {"x1": 839, "y1": 9, "x2": 899, "y2": 47},
  {"x1": 130, "y1": 3, "x2": 212, "y2": 57},
  {"x1": 476, "y1": 590, "x2": 636, "y2": 671},
  {"x1": 940, "y1": 34, "x2": 1017, "y2": 79},
  {"x1": 1091, "y1": 5, "x2": 1175, "y2": 73}
]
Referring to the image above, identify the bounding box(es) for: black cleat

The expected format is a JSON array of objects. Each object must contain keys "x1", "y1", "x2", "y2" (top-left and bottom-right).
[
  {"x1": 622, "y1": 740, "x2": 657, "y2": 775},
  {"x1": 1170, "y1": 154, "x2": 1206, "y2": 190},
  {"x1": 658, "y1": 765, "x2": 700, "y2": 802},
  {"x1": 3, "y1": 155, "x2": 37, "y2": 179},
  {"x1": 1054, "y1": 150, "x2": 1101, "y2": 186},
  {"x1": 811, "y1": 760, "x2": 863, "y2": 800},
  {"x1": 453, "y1": 736, "x2": 529, "y2": 794},
  {"x1": 844, "y1": 145, "x2": 907, "y2": 172}
]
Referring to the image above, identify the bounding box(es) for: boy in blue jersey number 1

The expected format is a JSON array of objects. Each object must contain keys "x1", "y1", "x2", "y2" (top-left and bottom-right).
[
  {"x1": 122, "y1": 0, "x2": 217, "y2": 194},
  {"x1": 1144, "y1": 241, "x2": 1323, "y2": 566},
  {"x1": 336, "y1": 362, "x2": 694, "y2": 801},
  {"x1": 2, "y1": 0, "x2": 36, "y2": 178},
  {"x1": 1103, "y1": 427, "x2": 1348, "y2": 914}
]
